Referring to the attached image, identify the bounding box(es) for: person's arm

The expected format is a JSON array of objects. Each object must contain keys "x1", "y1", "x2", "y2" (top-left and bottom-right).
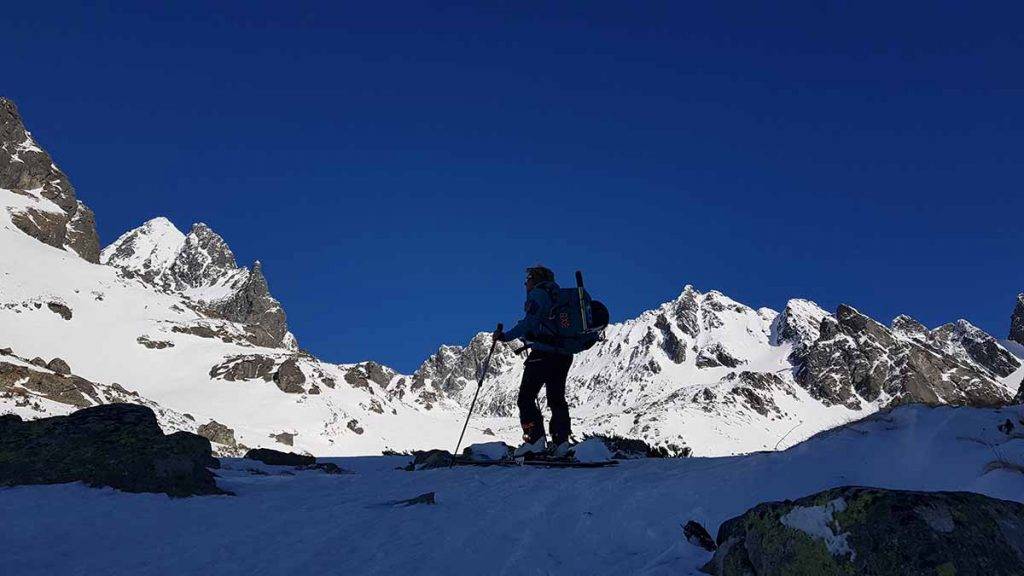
[{"x1": 498, "y1": 288, "x2": 548, "y2": 342}]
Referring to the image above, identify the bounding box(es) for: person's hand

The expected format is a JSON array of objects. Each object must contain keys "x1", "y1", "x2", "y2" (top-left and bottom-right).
[{"x1": 492, "y1": 328, "x2": 504, "y2": 342}]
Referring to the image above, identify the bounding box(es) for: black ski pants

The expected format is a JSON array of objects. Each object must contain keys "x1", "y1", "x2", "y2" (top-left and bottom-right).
[{"x1": 517, "y1": 350, "x2": 573, "y2": 445}]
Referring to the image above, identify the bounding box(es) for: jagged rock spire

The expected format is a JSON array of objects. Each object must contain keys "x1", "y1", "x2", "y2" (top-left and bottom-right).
[{"x1": 1011, "y1": 293, "x2": 1024, "y2": 347}]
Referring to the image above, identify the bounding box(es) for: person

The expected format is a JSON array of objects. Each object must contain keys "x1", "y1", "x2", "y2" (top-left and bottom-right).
[{"x1": 493, "y1": 265, "x2": 574, "y2": 457}]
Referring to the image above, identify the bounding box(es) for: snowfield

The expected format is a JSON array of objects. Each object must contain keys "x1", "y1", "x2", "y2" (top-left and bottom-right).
[{"x1": 2, "y1": 404, "x2": 1022, "y2": 575}]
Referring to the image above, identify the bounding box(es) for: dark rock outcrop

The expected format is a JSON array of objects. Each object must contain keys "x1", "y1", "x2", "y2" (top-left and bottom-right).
[
  {"x1": 270, "y1": 432, "x2": 295, "y2": 446},
  {"x1": 684, "y1": 520, "x2": 717, "y2": 552},
  {"x1": 696, "y1": 343, "x2": 743, "y2": 369},
  {"x1": 273, "y1": 358, "x2": 305, "y2": 393},
  {"x1": 1, "y1": 361, "x2": 98, "y2": 407},
  {"x1": 47, "y1": 302, "x2": 72, "y2": 320},
  {"x1": 45, "y1": 357, "x2": 71, "y2": 375},
  {"x1": 0, "y1": 404, "x2": 223, "y2": 497},
  {"x1": 1011, "y1": 293, "x2": 1024, "y2": 347},
  {"x1": 211, "y1": 261, "x2": 290, "y2": 348},
  {"x1": 1, "y1": 98, "x2": 100, "y2": 262},
  {"x1": 196, "y1": 420, "x2": 236, "y2": 446},
  {"x1": 244, "y1": 448, "x2": 315, "y2": 467},
  {"x1": 702, "y1": 486, "x2": 1024, "y2": 576},
  {"x1": 137, "y1": 335, "x2": 174, "y2": 349},
  {"x1": 209, "y1": 354, "x2": 276, "y2": 381}
]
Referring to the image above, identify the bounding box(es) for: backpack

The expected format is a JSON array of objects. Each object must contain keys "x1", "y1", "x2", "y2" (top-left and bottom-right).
[{"x1": 538, "y1": 271, "x2": 609, "y2": 354}]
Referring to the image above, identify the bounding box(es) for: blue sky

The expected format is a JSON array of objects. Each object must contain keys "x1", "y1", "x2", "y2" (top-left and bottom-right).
[{"x1": 5, "y1": 2, "x2": 1022, "y2": 372}]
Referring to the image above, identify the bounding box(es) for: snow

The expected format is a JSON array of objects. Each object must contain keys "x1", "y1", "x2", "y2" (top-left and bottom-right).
[
  {"x1": 573, "y1": 437, "x2": 613, "y2": 462},
  {"x1": 1, "y1": 404, "x2": 1021, "y2": 575},
  {"x1": 779, "y1": 497, "x2": 854, "y2": 558},
  {"x1": 99, "y1": 216, "x2": 186, "y2": 272},
  {"x1": 464, "y1": 441, "x2": 510, "y2": 461}
]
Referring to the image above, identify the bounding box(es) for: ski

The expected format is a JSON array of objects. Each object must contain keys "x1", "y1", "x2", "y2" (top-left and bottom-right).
[
  {"x1": 517, "y1": 454, "x2": 619, "y2": 468},
  {"x1": 521, "y1": 459, "x2": 618, "y2": 468},
  {"x1": 448, "y1": 456, "x2": 618, "y2": 468}
]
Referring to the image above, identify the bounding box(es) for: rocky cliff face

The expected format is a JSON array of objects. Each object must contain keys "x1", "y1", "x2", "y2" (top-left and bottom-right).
[
  {"x1": 797, "y1": 305, "x2": 1012, "y2": 408},
  {"x1": 1011, "y1": 293, "x2": 1024, "y2": 347},
  {"x1": 0, "y1": 98, "x2": 99, "y2": 262},
  {"x1": 102, "y1": 218, "x2": 294, "y2": 348}
]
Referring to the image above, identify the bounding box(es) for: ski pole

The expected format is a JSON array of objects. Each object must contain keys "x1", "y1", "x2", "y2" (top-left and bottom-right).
[{"x1": 450, "y1": 323, "x2": 502, "y2": 467}]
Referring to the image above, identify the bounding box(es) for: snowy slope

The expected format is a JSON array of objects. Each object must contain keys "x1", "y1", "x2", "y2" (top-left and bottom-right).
[
  {"x1": 0, "y1": 187, "x2": 486, "y2": 456},
  {"x1": 1, "y1": 404, "x2": 1021, "y2": 575}
]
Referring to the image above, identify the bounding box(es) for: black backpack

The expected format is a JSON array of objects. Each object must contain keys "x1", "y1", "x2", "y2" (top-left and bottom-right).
[{"x1": 538, "y1": 271, "x2": 609, "y2": 354}]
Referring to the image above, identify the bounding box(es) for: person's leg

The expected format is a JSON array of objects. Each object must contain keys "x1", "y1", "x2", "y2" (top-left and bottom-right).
[
  {"x1": 545, "y1": 354, "x2": 574, "y2": 445},
  {"x1": 517, "y1": 355, "x2": 547, "y2": 443}
]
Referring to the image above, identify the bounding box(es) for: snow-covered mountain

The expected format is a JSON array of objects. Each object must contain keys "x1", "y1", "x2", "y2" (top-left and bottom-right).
[
  {"x1": 2, "y1": 97, "x2": 1022, "y2": 457},
  {"x1": 101, "y1": 218, "x2": 296, "y2": 349}
]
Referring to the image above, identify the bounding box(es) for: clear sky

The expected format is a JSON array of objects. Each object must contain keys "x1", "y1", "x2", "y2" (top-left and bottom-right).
[{"x1": 5, "y1": 2, "x2": 1022, "y2": 372}]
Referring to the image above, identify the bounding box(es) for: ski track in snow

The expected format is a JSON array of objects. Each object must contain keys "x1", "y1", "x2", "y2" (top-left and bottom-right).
[{"x1": 2, "y1": 404, "x2": 1023, "y2": 575}]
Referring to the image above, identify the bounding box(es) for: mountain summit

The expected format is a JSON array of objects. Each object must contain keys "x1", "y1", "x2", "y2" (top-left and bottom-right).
[{"x1": 102, "y1": 218, "x2": 294, "y2": 349}]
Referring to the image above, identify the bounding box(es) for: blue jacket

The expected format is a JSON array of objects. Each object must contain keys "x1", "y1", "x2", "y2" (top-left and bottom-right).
[{"x1": 499, "y1": 281, "x2": 559, "y2": 343}]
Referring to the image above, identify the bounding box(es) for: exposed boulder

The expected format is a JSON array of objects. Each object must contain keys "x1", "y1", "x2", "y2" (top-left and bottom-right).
[
  {"x1": 0, "y1": 404, "x2": 224, "y2": 497},
  {"x1": 683, "y1": 520, "x2": 717, "y2": 552},
  {"x1": 196, "y1": 420, "x2": 236, "y2": 447},
  {"x1": 47, "y1": 302, "x2": 72, "y2": 320},
  {"x1": 0, "y1": 98, "x2": 100, "y2": 262},
  {"x1": 273, "y1": 358, "x2": 306, "y2": 393},
  {"x1": 347, "y1": 419, "x2": 365, "y2": 435},
  {"x1": 244, "y1": 448, "x2": 315, "y2": 467},
  {"x1": 270, "y1": 432, "x2": 295, "y2": 446},
  {"x1": 29, "y1": 357, "x2": 46, "y2": 367},
  {"x1": 45, "y1": 357, "x2": 70, "y2": 375},
  {"x1": 0, "y1": 347, "x2": 11, "y2": 355},
  {"x1": 702, "y1": 486, "x2": 1024, "y2": 576}
]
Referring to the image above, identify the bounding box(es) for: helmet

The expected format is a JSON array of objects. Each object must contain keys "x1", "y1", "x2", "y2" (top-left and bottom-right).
[{"x1": 525, "y1": 265, "x2": 555, "y2": 285}]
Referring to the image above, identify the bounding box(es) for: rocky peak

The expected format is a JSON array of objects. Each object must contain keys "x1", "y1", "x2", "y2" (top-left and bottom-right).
[
  {"x1": 214, "y1": 259, "x2": 292, "y2": 348},
  {"x1": 1, "y1": 97, "x2": 99, "y2": 262},
  {"x1": 1011, "y1": 294, "x2": 1024, "y2": 347},
  {"x1": 891, "y1": 314, "x2": 928, "y2": 340},
  {"x1": 100, "y1": 217, "x2": 186, "y2": 284},
  {"x1": 102, "y1": 218, "x2": 295, "y2": 349},
  {"x1": 928, "y1": 319, "x2": 1020, "y2": 378},
  {"x1": 167, "y1": 223, "x2": 239, "y2": 291},
  {"x1": 772, "y1": 298, "x2": 829, "y2": 357}
]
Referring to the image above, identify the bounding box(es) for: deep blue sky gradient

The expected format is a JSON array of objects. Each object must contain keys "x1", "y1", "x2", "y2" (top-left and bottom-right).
[{"x1": 5, "y1": 2, "x2": 1023, "y2": 371}]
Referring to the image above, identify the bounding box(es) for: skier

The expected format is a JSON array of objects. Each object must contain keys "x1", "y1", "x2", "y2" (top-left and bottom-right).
[{"x1": 493, "y1": 265, "x2": 574, "y2": 458}]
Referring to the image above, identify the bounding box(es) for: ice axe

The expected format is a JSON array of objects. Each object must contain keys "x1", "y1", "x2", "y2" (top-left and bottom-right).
[{"x1": 450, "y1": 322, "x2": 502, "y2": 467}]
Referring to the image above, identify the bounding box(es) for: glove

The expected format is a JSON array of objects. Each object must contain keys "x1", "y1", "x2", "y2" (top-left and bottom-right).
[{"x1": 493, "y1": 328, "x2": 505, "y2": 342}]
